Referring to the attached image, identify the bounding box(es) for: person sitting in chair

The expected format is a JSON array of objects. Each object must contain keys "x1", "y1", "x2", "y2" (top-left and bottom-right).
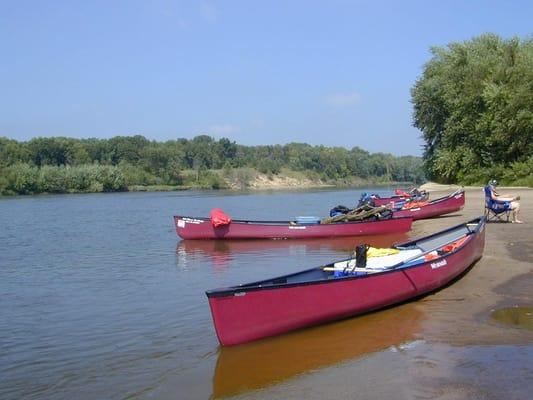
[{"x1": 487, "y1": 179, "x2": 523, "y2": 223}]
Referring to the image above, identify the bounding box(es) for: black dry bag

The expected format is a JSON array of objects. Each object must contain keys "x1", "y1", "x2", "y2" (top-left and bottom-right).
[{"x1": 355, "y1": 244, "x2": 368, "y2": 268}]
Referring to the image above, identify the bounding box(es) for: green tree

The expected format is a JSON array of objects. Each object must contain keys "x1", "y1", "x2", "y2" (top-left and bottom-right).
[
  {"x1": 108, "y1": 135, "x2": 150, "y2": 165},
  {"x1": 412, "y1": 34, "x2": 533, "y2": 183},
  {"x1": 0, "y1": 137, "x2": 30, "y2": 167}
]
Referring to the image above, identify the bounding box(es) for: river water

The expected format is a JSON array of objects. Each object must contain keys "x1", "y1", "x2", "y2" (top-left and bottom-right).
[{"x1": 1, "y1": 189, "x2": 531, "y2": 400}]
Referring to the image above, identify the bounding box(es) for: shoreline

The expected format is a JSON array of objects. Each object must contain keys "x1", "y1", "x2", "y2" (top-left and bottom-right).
[
  {"x1": 0, "y1": 171, "x2": 531, "y2": 198},
  {"x1": 410, "y1": 186, "x2": 532, "y2": 346}
]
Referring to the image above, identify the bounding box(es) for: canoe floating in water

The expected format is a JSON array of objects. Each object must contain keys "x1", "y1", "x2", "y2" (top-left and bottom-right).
[
  {"x1": 173, "y1": 215, "x2": 412, "y2": 240},
  {"x1": 392, "y1": 189, "x2": 465, "y2": 220},
  {"x1": 206, "y1": 216, "x2": 486, "y2": 345}
]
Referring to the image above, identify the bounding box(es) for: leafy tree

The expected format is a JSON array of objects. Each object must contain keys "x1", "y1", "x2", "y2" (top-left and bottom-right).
[
  {"x1": 27, "y1": 137, "x2": 72, "y2": 166},
  {"x1": 108, "y1": 135, "x2": 150, "y2": 165},
  {"x1": 0, "y1": 137, "x2": 30, "y2": 167},
  {"x1": 217, "y1": 138, "x2": 238, "y2": 166},
  {"x1": 412, "y1": 34, "x2": 533, "y2": 183}
]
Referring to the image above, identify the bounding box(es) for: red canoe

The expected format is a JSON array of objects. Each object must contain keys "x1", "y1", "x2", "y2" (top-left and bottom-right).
[
  {"x1": 206, "y1": 216, "x2": 485, "y2": 345},
  {"x1": 392, "y1": 190, "x2": 465, "y2": 220},
  {"x1": 174, "y1": 216, "x2": 412, "y2": 240}
]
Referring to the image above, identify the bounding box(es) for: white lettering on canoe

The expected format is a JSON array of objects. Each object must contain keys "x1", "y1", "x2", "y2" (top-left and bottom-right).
[
  {"x1": 177, "y1": 219, "x2": 185, "y2": 228},
  {"x1": 289, "y1": 226, "x2": 307, "y2": 230},
  {"x1": 234, "y1": 292, "x2": 246, "y2": 297},
  {"x1": 182, "y1": 217, "x2": 203, "y2": 224},
  {"x1": 431, "y1": 259, "x2": 447, "y2": 269}
]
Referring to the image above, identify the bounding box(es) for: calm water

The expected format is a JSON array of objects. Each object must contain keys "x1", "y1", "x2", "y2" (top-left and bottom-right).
[
  {"x1": 0, "y1": 188, "x2": 395, "y2": 399},
  {"x1": 1, "y1": 189, "x2": 531, "y2": 400}
]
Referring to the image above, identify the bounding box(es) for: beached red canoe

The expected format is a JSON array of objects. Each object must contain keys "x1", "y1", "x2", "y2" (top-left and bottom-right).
[
  {"x1": 174, "y1": 215, "x2": 412, "y2": 240},
  {"x1": 392, "y1": 190, "x2": 465, "y2": 220},
  {"x1": 206, "y1": 216, "x2": 485, "y2": 345},
  {"x1": 372, "y1": 189, "x2": 428, "y2": 206}
]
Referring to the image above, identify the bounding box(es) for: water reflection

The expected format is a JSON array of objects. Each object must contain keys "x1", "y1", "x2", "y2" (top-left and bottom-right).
[
  {"x1": 211, "y1": 302, "x2": 423, "y2": 398},
  {"x1": 176, "y1": 233, "x2": 409, "y2": 269}
]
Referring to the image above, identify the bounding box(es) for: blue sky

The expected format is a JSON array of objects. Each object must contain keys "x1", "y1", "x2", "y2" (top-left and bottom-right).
[{"x1": 1, "y1": 1, "x2": 531, "y2": 155}]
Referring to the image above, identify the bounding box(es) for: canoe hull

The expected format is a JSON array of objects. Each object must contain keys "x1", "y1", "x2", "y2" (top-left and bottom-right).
[
  {"x1": 207, "y1": 218, "x2": 485, "y2": 345},
  {"x1": 174, "y1": 216, "x2": 412, "y2": 240},
  {"x1": 393, "y1": 191, "x2": 465, "y2": 220}
]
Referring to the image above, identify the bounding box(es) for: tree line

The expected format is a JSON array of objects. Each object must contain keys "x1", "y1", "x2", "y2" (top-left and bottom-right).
[
  {"x1": 0, "y1": 135, "x2": 424, "y2": 195},
  {"x1": 412, "y1": 33, "x2": 533, "y2": 186}
]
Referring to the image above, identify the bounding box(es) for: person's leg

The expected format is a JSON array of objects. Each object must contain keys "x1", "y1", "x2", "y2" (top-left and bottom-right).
[{"x1": 511, "y1": 202, "x2": 523, "y2": 223}]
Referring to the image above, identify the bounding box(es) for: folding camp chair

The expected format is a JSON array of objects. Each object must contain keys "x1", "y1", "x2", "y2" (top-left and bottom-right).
[{"x1": 483, "y1": 185, "x2": 511, "y2": 222}]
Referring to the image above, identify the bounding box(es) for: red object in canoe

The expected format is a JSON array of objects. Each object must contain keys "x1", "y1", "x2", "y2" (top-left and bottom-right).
[
  {"x1": 373, "y1": 195, "x2": 408, "y2": 206},
  {"x1": 392, "y1": 190, "x2": 465, "y2": 220},
  {"x1": 206, "y1": 216, "x2": 486, "y2": 345},
  {"x1": 174, "y1": 216, "x2": 412, "y2": 240}
]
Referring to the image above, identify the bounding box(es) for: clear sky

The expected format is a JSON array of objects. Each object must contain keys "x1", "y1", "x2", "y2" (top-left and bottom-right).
[{"x1": 1, "y1": 1, "x2": 531, "y2": 155}]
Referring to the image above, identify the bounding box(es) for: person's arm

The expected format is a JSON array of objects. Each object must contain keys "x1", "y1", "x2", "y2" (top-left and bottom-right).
[{"x1": 493, "y1": 190, "x2": 517, "y2": 202}]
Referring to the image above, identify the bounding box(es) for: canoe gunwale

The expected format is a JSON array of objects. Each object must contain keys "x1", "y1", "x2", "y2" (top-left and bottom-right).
[
  {"x1": 422, "y1": 189, "x2": 464, "y2": 206},
  {"x1": 175, "y1": 215, "x2": 413, "y2": 227}
]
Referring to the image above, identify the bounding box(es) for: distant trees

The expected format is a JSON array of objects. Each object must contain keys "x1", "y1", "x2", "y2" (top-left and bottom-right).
[
  {"x1": 412, "y1": 34, "x2": 533, "y2": 185},
  {"x1": 0, "y1": 134, "x2": 424, "y2": 195}
]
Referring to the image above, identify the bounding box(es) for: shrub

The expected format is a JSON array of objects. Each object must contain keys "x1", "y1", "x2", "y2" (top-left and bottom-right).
[
  {"x1": 5, "y1": 164, "x2": 40, "y2": 194},
  {"x1": 38, "y1": 165, "x2": 69, "y2": 193},
  {"x1": 95, "y1": 165, "x2": 127, "y2": 192},
  {"x1": 66, "y1": 165, "x2": 97, "y2": 192}
]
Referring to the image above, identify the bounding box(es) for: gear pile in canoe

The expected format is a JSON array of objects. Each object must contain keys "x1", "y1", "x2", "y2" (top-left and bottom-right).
[{"x1": 322, "y1": 204, "x2": 393, "y2": 224}]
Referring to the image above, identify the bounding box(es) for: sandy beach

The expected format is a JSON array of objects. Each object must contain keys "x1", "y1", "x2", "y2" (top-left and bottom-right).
[{"x1": 411, "y1": 186, "x2": 532, "y2": 345}]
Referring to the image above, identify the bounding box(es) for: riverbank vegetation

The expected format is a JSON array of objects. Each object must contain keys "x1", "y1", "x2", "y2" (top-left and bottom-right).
[
  {"x1": 0, "y1": 135, "x2": 424, "y2": 195},
  {"x1": 412, "y1": 34, "x2": 533, "y2": 187}
]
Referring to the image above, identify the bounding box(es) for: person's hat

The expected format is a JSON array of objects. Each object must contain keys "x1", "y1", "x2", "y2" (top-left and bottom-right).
[{"x1": 489, "y1": 179, "x2": 498, "y2": 186}]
